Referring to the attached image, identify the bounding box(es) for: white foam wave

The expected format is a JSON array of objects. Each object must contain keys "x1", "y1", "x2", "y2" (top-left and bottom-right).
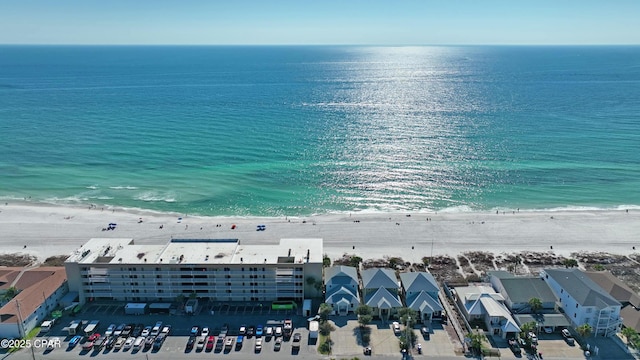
[
  {"x1": 109, "y1": 186, "x2": 139, "y2": 190},
  {"x1": 134, "y1": 191, "x2": 176, "y2": 203},
  {"x1": 85, "y1": 185, "x2": 99, "y2": 190}
]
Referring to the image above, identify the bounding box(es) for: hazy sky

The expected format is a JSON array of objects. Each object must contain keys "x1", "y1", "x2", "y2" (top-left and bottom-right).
[{"x1": 1, "y1": 0, "x2": 639, "y2": 45}]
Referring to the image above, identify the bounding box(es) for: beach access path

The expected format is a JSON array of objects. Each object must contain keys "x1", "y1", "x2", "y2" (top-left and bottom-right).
[{"x1": 0, "y1": 202, "x2": 638, "y2": 264}]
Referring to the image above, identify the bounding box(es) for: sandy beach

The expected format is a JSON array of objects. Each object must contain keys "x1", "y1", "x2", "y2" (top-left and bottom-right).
[{"x1": 0, "y1": 202, "x2": 638, "y2": 265}]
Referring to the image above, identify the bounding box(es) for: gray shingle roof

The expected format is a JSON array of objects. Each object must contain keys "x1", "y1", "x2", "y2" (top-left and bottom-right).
[
  {"x1": 325, "y1": 266, "x2": 358, "y2": 283},
  {"x1": 400, "y1": 272, "x2": 439, "y2": 294},
  {"x1": 361, "y1": 268, "x2": 397, "y2": 290},
  {"x1": 407, "y1": 290, "x2": 443, "y2": 313},
  {"x1": 544, "y1": 268, "x2": 621, "y2": 307},
  {"x1": 365, "y1": 287, "x2": 402, "y2": 309},
  {"x1": 499, "y1": 277, "x2": 556, "y2": 304}
]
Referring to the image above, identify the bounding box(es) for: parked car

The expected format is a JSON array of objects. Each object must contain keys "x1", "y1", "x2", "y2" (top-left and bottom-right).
[
  {"x1": 123, "y1": 337, "x2": 135, "y2": 350},
  {"x1": 239, "y1": 325, "x2": 246, "y2": 335},
  {"x1": 528, "y1": 332, "x2": 538, "y2": 344},
  {"x1": 255, "y1": 338, "x2": 263, "y2": 352},
  {"x1": 393, "y1": 322, "x2": 401, "y2": 334},
  {"x1": 196, "y1": 336, "x2": 206, "y2": 351},
  {"x1": 114, "y1": 337, "x2": 126, "y2": 350},
  {"x1": 275, "y1": 326, "x2": 283, "y2": 337},
  {"x1": 236, "y1": 335, "x2": 244, "y2": 350},
  {"x1": 82, "y1": 340, "x2": 94, "y2": 351},
  {"x1": 543, "y1": 326, "x2": 553, "y2": 334},
  {"x1": 562, "y1": 329, "x2": 575, "y2": 345},
  {"x1": 265, "y1": 326, "x2": 273, "y2": 337},
  {"x1": 122, "y1": 324, "x2": 133, "y2": 337},
  {"x1": 153, "y1": 334, "x2": 166, "y2": 350},
  {"x1": 88, "y1": 333, "x2": 101, "y2": 342},
  {"x1": 201, "y1": 327, "x2": 210, "y2": 337},
  {"x1": 256, "y1": 325, "x2": 264, "y2": 337},
  {"x1": 190, "y1": 325, "x2": 200, "y2": 336},
  {"x1": 105, "y1": 324, "x2": 116, "y2": 337},
  {"x1": 205, "y1": 336, "x2": 215, "y2": 351},
  {"x1": 114, "y1": 323, "x2": 125, "y2": 337},
  {"x1": 292, "y1": 332, "x2": 302, "y2": 349},
  {"x1": 142, "y1": 326, "x2": 152, "y2": 337},
  {"x1": 161, "y1": 325, "x2": 171, "y2": 335},
  {"x1": 186, "y1": 336, "x2": 196, "y2": 350},
  {"x1": 150, "y1": 321, "x2": 162, "y2": 336},
  {"x1": 133, "y1": 336, "x2": 145, "y2": 350},
  {"x1": 144, "y1": 336, "x2": 155, "y2": 349},
  {"x1": 247, "y1": 326, "x2": 255, "y2": 337},
  {"x1": 104, "y1": 336, "x2": 115, "y2": 349},
  {"x1": 69, "y1": 335, "x2": 83, "y2": 348},
  {"x1": 132, "y1": 324, "x2": 144, "y2": 337},
  {"x1": 274, "y1": 337, "x2": 282, "y2": 351},
  {"x1": 421, "y1": 326, "x2": 430, "y2": 339}
]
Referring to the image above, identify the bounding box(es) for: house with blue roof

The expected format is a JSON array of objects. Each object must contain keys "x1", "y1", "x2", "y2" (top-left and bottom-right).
[
  {"x1": 400, "y1": 272, "x2": 443, "y2": 323},
  {"x1": 324, "y1": 266, "x2": 360, "y2": 316},
  {"x1": 361, "y1": 268, "x2": 402, "y2": 319}
]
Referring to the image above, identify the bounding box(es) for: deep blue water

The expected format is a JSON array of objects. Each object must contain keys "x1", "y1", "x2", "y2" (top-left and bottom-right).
[{"x1": 0, "y1": 45, "x2": 639, "y2": 216}]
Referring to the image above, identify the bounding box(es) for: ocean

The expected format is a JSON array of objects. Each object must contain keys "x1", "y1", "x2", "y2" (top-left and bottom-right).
[{"x1": 1, "y1": 45, "x2": 639, "y2": 216}]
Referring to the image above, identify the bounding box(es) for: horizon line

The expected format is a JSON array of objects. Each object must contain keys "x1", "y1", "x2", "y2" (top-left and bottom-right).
[{"x1": 1, "y1": 43, "x2": 639, "y2": 47}]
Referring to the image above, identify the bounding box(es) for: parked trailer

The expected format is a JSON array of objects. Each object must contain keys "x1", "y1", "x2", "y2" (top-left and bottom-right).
[
  {"x1": 149, "y1": 303, "x2": 172, "y2": 314},
  {"x1": 124, "y1": 303, "x2": 148, "y2": 315}
]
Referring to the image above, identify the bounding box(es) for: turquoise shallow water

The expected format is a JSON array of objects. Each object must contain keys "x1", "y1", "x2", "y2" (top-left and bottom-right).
[{"x1": 0, "y1": 45, "x2": 639, "y2": 216}]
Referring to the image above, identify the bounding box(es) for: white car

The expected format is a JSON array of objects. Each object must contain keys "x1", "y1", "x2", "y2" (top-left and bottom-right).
[
  {"x1": 255, "y1": 338, "x2": 263, "y2": 352},
  {"x1": 141, "y1": 326, "x2": 152, "y2": 337},
  {"x1": 123, "y1": 337, "x2": 135, "y2": 350},
  {"x1": 543, "y1": 326, "x2": 553, "y2": 334},
  {"x1": 275, "y1": 326, "x2": 283, "y2": 337},
  {"x1": 392, "y1": 322, "x2": 401, "y2": 334},
  {"x1": 105, "y1": 324, "x2": 116, "y2": 337},
  {"x1": 265, "y1": 326, "x2": 273, "y2": 337},
  {"x1": 528, "y1": 332, "x2": 538, "y2": 344},
  {"x1": 201, "y1": 327, "x2": 210, "y2": 337}
]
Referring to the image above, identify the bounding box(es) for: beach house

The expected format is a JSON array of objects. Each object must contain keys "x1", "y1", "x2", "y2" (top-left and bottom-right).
[
  {"x1": 541, "y1": 268, "x2": 622, "y2": 337},
  {"x1": 361, "y1": 268, "x2": 402, "y2": 319},
  {"x1": 488, "y1": 270, "x2": 571, "y2": 332},
  {"x1": 452, "y1": 284, "x2": 520, "y2": 339},
  {"x1": 399, "y1": 272, "x2": 443, "y2": 323},
  {"x1": 324, "y1": 265, "x2": 360, "y2": 315},
  {"x1": 584, "y1": 270, "x2": 640, "y2": 333},
  {"x1": 0, "y1": 267, "x2": 68, "y2": 339}
]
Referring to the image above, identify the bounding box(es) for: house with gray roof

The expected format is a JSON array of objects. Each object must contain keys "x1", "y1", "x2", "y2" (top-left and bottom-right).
[
  {"x1": 453, "y1": 285, "x2": 520, "y2": 339},
  {"x1": 585, "y1": 270, "x2": 640, "y2": 333},
  {"x1": 324, "y1": 266, "x2": 360, "y2": 316},
  {"x1": 541, "y1": 268, "x2": 622, "y2": 337},
  {"x1": 488, "y1": 271, "x2": 557, "y2": 313},
  {"x1": 361, "y1": 268, "x2": 401, "y2": 319},
  {"x1": 400, "y1": 272, "x2": 443, "y2": 323}
]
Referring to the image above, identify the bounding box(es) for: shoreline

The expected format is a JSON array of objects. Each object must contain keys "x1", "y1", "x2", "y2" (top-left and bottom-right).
[{"x1": 0, "y1": 201, "x2": 639, "y2": 266}]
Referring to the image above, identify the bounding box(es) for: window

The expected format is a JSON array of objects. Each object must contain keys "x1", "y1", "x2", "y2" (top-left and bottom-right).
[{"x1": 576, "y1": 304, "x2": 579, "y2": 308}]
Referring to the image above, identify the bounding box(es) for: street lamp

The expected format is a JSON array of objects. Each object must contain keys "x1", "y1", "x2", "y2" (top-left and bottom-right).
[{"x1": 405, "y1": 315, "x2": 412, "y2": 356}]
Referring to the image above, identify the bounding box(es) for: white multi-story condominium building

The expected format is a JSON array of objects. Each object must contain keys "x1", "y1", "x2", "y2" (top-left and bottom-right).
[
  {"x1": 540, "y1": 268, "x2": 622, "y2": 337},
  {"x1": 65, "y1": 238, "x2": 323, "y2": 304}
]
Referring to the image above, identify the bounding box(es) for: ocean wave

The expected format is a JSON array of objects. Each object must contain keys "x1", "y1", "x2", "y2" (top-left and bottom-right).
[
  {"x1": 109, "y1": 186, "x2": 139, "y2": 190},
  {"x1": 86, "y1": 185, "x2": 99, "y2": 190},
  {"x1": 134, "y1": 192, "x2": 176, "y2": 203}
]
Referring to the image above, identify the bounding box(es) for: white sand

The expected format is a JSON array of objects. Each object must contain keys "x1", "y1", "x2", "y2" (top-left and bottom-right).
[{"x1": 0, "y1": 202, "x2": 638, "y2": 265}]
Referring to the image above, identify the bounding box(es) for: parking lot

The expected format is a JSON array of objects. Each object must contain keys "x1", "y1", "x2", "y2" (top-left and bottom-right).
[{"x1": 10, "y1": 301, "x2": 317, "y2": 360}]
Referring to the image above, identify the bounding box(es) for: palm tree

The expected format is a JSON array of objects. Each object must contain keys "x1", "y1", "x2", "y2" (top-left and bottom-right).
[
  {"x1": 576, "y1": 323, "x2": 593, "y2": 338},
  {"x1": 528, "y1": 297, "x2": 543, "y2": 314},
  {"x1": 621, "y1": 327, "x2": 637, "y2": 347}
]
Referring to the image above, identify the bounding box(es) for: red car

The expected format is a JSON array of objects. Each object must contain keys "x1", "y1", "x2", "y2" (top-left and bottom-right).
[
  {"x1": 205, "y1": 336, "x2": 215, "y2": 351},
  {"x1": 88, "y1": 333, "x2": 101, "y2": 342}
]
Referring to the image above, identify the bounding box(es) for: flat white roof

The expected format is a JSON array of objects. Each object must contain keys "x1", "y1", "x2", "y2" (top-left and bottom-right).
[{"x1": 68, "y1": 237, "x2": 323, "y2": 265}]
